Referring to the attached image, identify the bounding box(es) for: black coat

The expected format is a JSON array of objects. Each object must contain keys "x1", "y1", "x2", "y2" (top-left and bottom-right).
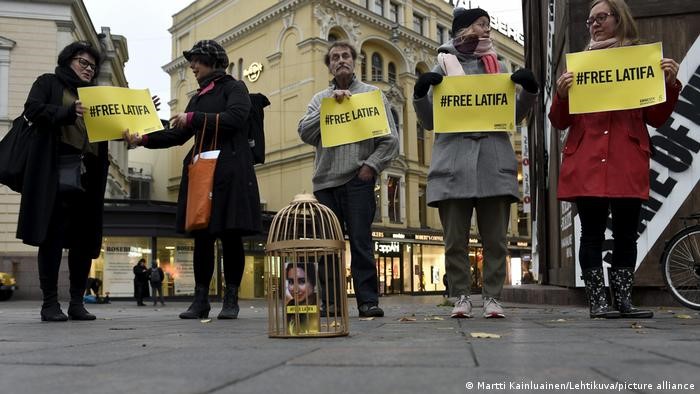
[
  {"x1": 16, "y1": 74, "x2": 109, "y2": 257},
  {"x1": 144, "y1": 74, "x2": 262, "y2": 235}
]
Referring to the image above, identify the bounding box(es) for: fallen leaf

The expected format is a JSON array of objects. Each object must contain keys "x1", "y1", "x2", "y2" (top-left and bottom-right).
[
  {"x1": 548, "y1": 319, "x2": 567, "y2": 322},
  {"x1": 200, "y1": 318, "x2": 212, "y2": 323},
  {"x1": 676, "y1": 314, "x2": 692, "y2": 319},
  {"x1": 330, "y1": 321, "x2": 342, "y2": 327},
  {"x1": 424, "y1": 316, "x2": 444, "y2": 321},
  {"x1": 398, "y1": 317, "x2": 416, "y2": 322},
  {"x1": 631, "y1": 322, "x2": 644, "y2": 329},
  {"x1": 359, "y1": 317, "x2": 375, "y2": 321},
  {"x1": 470, "y1": 332, "x2": 501, "y2": 339}
]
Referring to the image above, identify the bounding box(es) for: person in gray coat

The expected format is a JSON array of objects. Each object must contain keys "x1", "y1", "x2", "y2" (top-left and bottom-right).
[
  {"x1": 298, "y1": 41, "x2": 398, "y2": 318},
  {"x1": 413, "y1": 7, "x2": 538, "y2": 319}
]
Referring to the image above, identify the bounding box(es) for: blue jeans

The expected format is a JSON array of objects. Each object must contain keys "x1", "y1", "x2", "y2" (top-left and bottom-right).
[{"x1": 314, "y1": 176, "x2": 378, "y2": 307}]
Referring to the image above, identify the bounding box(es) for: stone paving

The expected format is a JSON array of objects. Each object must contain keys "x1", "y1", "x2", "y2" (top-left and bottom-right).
[{"x1": 1, "y1": 295, "x2": 699, "y2": 394}]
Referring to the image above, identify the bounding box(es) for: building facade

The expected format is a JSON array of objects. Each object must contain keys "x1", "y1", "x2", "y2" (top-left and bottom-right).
[
  {"x1": 0, "y1": 0, "x2": 130, "y2": 299},
  {"x1": 152, "y1": 0, "x2": 533, "y2": 298}
]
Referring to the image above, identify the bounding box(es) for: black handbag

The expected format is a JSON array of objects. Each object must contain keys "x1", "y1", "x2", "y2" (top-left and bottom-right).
[
  {"x1": 58, "y1": 154, "x2": 85, "y2": 193},
  {"x1": 0, "y1": 114, "x2": 35, "y2": 193}
]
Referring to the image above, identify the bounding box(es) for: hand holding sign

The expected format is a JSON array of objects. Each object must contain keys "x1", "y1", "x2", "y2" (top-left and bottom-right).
[
  {"x1": 75, "y1": 100, "x2": 85, "y2": 117},
  {"x1": 332, "y1": 89, "x2": 352, "y2": 103},
  {"x1": 170, "y1": 113, "x2": 187, "y2": 129},
  {"x1": 556, "y1": 71, "x2": 574, "y2": 99},
  {"x1": 661, "y1": 58, "x2": 679, "y2": 84}
]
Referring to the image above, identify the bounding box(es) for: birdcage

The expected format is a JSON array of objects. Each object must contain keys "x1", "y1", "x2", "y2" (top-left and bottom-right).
[{"x1": 266, "y1": 193, "x2": 349, "y2": 338}]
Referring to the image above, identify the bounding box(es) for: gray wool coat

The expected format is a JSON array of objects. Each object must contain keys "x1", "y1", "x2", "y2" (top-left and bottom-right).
[{"x1": 413, "y1": 43, "x2": 537, "y2": 207}]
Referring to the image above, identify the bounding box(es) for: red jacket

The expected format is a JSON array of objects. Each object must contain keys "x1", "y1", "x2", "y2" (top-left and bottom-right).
[{"x1": 549, "y1": 80, "x2": 682, "y2": 201}]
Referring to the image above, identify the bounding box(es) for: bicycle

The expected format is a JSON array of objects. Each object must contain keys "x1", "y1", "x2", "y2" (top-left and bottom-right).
[{"x1": 660, "y1": 213, "x2": 700, "y2": 310}]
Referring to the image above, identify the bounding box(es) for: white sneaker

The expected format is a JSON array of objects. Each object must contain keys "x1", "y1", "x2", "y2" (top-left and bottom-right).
[
  {"x1": 451, "y1": 295, "x2": 473, "y2": 318},
  {"x1": 482, "y1": 297, "x2": 505, "y2": 318}
]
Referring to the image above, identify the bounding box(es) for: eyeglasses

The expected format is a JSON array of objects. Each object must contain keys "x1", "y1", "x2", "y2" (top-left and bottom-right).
[
  {"x1": 586, "y1": 12, "x2": 615, "y2": 27},
  {"x1": 73, "y1": 57, "x2": 97, "y2": 71}
]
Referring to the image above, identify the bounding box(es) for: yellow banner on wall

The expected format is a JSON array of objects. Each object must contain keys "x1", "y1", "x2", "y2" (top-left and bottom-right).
[
  {"x1": 432, "y1": 74, "x2": 516, "y2": 133},
  {"x1": 320, "y1": 90, "x2": 391, "y2": 148},
  {"x1": 78, "y1": 86, "x2": 162, "y2": 142},
  {"x1": 566, "y1": 42, "x2": 665, "y2": 114}
]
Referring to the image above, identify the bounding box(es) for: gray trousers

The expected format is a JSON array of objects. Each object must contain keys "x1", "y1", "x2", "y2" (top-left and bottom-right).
[{"x1": 438, "y1": 197, "x2": 510, "y2": 299}]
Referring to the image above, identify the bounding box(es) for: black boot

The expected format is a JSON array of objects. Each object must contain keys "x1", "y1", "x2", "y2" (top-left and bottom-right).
[
  {"x1": 217, "y1": 285, "x2": 240, "y2": 319},
  {"x1": 581, "y1": 268, "x2": 620, "y2": 319},
  {"x1": 40, "y1": 291, "x2": 68, "y2": 322},
  {"x1": 609, "y1": 267, "x2": 653, "y2": 318},
  {"x1": 67, "y1": 286, "x2": 96, "y2": 321},
  {"x1": 179, "y1": 284, "x2": 211, "y2": 319}
]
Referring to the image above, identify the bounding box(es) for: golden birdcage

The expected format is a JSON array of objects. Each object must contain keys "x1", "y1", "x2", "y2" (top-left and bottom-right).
[{"x1": 265, "y1": 193, "x2": 349, "y2": 338}]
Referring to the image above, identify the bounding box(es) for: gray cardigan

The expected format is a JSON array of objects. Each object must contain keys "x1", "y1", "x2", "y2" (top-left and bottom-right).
[
  {"x1": 298, "y1": 77, "x2": 399, "y2": 191},
  {"x1": 413, "y1": 43, "x2": 537, "y2": 207}
]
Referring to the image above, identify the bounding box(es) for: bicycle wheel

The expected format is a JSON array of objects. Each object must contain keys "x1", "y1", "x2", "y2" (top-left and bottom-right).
[{"x1": 661, "y1": 225, "x2": 700, "y2": 310}]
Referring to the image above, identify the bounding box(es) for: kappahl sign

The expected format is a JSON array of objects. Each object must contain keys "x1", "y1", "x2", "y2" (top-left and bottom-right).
[{"x1": 375, "y1": 241, "x2": 401, "y2": 256}]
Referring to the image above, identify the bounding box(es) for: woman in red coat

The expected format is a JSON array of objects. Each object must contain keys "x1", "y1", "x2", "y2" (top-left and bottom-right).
[{"x1": 549, "y1": 0, "x2": 681, "y2": 319}]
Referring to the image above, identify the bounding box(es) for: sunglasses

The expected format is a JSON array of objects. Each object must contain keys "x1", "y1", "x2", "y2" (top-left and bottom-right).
[{"x1": 73, "y1": 57, "x2": 97, "y2": 71}]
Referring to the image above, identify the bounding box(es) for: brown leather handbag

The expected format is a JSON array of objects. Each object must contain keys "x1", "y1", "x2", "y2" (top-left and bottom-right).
[{"x1": 185, "y1": 114, "x2": 219, "y2": 232}]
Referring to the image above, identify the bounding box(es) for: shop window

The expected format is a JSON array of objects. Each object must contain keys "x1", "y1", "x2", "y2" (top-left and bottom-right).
[
  {"x1": 412, "y1": 244, "x2": 446, "y2": 293},
  {"x1": 388, "y1": 62, "x2": 396, "y2": 84},
  {"x1": 387, "y1": 175, "x2": 402, "y2": 223},
  {"x1": 371, "y1": 53, "x2": 383, "y2": 82},
  {"x1": 373, "y1": 179, "x2": 381, "y2": 223}
]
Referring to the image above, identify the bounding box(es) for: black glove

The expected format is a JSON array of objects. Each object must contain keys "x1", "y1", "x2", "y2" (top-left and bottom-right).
[
  {"x1": 511, "y1": 68, "x2": 539, "y2": 93},
  {"x1": 414, "y1": 72, "x2": 443, "y2": 98}
]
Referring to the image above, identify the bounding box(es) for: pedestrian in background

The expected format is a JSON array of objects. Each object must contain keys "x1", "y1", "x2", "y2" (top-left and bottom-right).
[
  {"x1": 17, "y1": 41, "x2": 110, "y2": 322},
  {"x1": 549, "y1": 0, "x2": 681, "y2": 319},
  {"x1": 124, "y1": 40, "x2": 262, "y2": 320},
  {"x1": 133, "y1": 258, "x2": 150, "y2": 306},
  {"x1": 150, "y1": 262, "x2": 166, "y2": 306},
  {"x1": 298, "y1": 41, "x2": 398, "y2": 318},
  {"x1": 413, "y1": 8, "x2": 538, "y2": 319}
]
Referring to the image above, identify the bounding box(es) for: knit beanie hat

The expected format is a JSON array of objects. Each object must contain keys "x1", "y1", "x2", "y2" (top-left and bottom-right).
[{"x1": 452, "y1": 7, "x2": 490, "y2": 36}]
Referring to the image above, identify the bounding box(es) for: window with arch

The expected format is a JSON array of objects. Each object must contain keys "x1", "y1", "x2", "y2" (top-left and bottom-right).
[
  {"x1": 388, "y1": 62, "x2": 396, "y2": 84},
  {"x1": 415, "y1": 66, "x2": 424, "y2": 77},
  {"x1": 417, "y1": 121, "x2": 425, "y2": 165},
  {"x1": 371, "y1": 53, "x2": 383, "y2": 82},
  {"x1": 361, "y1": 51, "x2": 367, "y2": 81},
  {"x1": 328, "y1": 33, "x2": 339, "y2": 42}
]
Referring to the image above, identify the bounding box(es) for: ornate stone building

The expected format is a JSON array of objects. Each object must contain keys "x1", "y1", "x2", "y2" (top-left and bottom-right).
[{"x1": 157, "y1": 0, "x2": 531, "y2": 295}]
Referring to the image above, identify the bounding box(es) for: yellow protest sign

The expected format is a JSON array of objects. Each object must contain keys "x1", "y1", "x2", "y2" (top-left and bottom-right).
[
  {"x1": 320, "y1": 90, "x2": 391, "y2": 148},
  {"x1": 566, "y1": 42, "x2": 665, "y2": 114},
  {"x1": 78, "y1": 86, "x2": 162, "y2": 142},
  {"x1": 432, "y1": 74, "x2": 516, "y2": 133}
]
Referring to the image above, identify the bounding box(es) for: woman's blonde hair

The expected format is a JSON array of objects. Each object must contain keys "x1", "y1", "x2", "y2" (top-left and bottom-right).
[{"x1": 589, "y1": 0, "x2": 640, "y2": 44}]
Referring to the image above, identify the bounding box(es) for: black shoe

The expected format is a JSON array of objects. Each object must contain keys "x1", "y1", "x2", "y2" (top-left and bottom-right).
[
  {"x1": 40, "y1": 303, "x2": 68, "y2": 322},
  {"x1": 217, "y1": 286, "x2": 240, "y2": 319},
  {"x1": 137, "y1": 302, "x2": 146, "y2": 306},
  {"x1": 68, "y1": 304, "x2": 96, "y2": 321},
  {"x1": 358, "y1": 303, "x2": 384, "y2": 318},
  {"x1": 179, "y1": 284, "x2": 211, "y2": 319}
]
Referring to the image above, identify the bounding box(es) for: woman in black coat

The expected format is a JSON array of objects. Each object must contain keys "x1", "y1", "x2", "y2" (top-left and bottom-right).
[
  {"x1": 125, "y1": 40, "x2": 262, "y2": 319},
  {"x1": 19, "y1": 41, "x2": 110, "y2": 321}
]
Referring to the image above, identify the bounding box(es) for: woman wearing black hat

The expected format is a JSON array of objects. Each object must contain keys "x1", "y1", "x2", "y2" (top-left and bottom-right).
[
  {"x1": 124, "y1": 40, "x2": 262, "y2": 319},
  {"x1": 413, "y1": 8, "x2": 539, "y2": 319},
  {"x1": 16, "y1": 41, "x2": 109, "y2": 322}
]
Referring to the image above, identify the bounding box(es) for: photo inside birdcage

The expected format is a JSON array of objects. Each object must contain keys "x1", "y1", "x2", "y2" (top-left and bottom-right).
[{"x1": 283, "y1": 258, "x2": 320, "y2": 335}]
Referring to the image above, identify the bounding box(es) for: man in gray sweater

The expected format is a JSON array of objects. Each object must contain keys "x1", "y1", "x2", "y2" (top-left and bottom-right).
[{"x1": 298, "y1": 41, "x2": 398, "y2": 317}]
